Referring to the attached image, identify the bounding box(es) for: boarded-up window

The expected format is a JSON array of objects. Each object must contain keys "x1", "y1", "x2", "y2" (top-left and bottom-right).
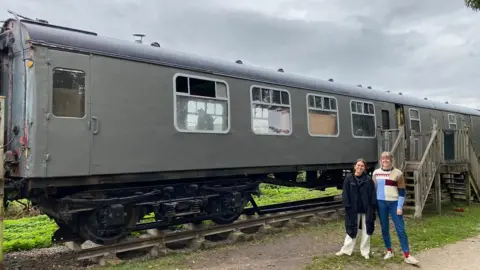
[
  {"x1": 251, "y1": 86, "x2": 291, "y2": 135},
  {"x1": 175, "y1": 75, "x2": 229, "y2": 133},
  {"x1": 409, "y1": 108, "x2": 421, "y2": 132},
  {"x1": 52, "y1": 68, "x2": 86, "y2": 118},
  {"x1": 448, "y1": 114, "x2": 457, "y2": 129},
  {"x1": 351, "y1": 100, "x2": 376, "y2": 138},
  {"x1": 307, "y1": 94, "x2": 339, "y2": 136}
]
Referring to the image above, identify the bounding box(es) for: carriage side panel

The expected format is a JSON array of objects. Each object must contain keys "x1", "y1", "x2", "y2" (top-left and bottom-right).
[{"x1": 82, "y1": 54, "x2": 390, "y2": 176}]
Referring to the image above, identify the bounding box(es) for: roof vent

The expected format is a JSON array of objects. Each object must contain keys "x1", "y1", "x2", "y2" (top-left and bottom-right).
[
  {"x1": 277, "y1": 68, "x2": 284, "y2": 72},
  {"x1": 398, "y1": 92, "x2": 403, "y2": 95},
  {"x1": 235, "y1": 60, "x2": 243, "y2": 64},
  {"x1": 424, "y1": 97, "x2": 428, "y2": 100},
  {"x1": 150, "y1": 42, "x2": 160, "y2": 47},
  {"x1": 367, "y1": 86, "x2": 372, "y2": 89},
  {"x1": 133, "y1": 34, "x2": 145, "y2": 44},
  {"x1": 386, "y1": 90, "x2": 391, "y2": 93},
  {"x1": 357, "y1": 84, "x2": 363, "y2": 87},
  {"x1": 328, "y1": 78, "x2": 334, "y2": 82},
  {"x1": 445, "y1": 101, "x2": 449, "y2": 104}
]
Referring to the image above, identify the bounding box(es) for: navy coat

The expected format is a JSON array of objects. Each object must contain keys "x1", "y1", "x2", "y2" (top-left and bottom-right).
[{"x1": 341, "y1": 172, "x2": 377, "y2": 238}]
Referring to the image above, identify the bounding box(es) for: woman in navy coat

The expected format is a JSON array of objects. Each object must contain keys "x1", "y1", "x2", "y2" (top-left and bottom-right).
[{"x1": 335, "y1": 158, "x2": 377, "y2": 259}]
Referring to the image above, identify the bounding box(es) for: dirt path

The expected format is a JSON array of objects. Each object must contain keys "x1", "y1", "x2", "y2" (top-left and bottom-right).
[
  {"x1": 183, "y1": 230, "x2": 480, "y2": 270},
  {"x1": 185, "y1": 227, "x2": 345, "y2": 270},
  {"x1": 388, "y1": 234, "x2": 480, "y2": 270}
]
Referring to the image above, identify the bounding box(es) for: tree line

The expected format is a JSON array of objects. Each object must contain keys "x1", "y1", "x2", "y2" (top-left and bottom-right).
[{"x1": 465, "y1": 0, "x2": 480, "y2": 11}]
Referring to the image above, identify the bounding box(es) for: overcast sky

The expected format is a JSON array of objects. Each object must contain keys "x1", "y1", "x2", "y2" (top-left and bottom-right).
[{"x1": 3, "y1": 0, "x2": 480, "y2": 109}]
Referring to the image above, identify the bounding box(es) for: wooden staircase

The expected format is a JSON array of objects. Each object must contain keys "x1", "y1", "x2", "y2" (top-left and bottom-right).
[
  {"x1": 377, "y1": 121, "x2": 480, "y2": 218},
  {"x1": 442, "y1": 172, "x2": 470, "y2": 201},
  {"x1": 403, "y1": 161, "x2": 420, "y2": 211}
]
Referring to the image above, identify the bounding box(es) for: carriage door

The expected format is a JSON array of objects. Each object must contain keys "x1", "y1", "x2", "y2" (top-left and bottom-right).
[{"x1": 46, "y1": 50, "x2": 91, "y2": 177}]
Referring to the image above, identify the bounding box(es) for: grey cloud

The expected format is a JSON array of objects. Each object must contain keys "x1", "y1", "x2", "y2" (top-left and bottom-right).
[{"x1": 2, "y1": 0, "x2": 480, "y2": 107}]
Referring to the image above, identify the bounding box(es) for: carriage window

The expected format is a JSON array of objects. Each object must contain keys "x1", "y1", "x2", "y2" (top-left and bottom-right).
[
  {"x1": 409, "y1": 108, "x2": 421, "y2": 132},
  {"x1": 52, "y1": 68, "x2": 86, "y2": 118},
  {"x1": 350, "y1": 100, "x2": 376, "y2": 138},
  {"x1": 448, "y1": 114, "x2": 457, "y2": 129},
  {"x1": 307, "y1": 94, "x2": 339, "y2": 136},
  {"x1": 174, "y1": 75, "x2": 229, "y2": 133},
  {"x1": 251, "y1": 86, "x2": 291, "y2": 135}
]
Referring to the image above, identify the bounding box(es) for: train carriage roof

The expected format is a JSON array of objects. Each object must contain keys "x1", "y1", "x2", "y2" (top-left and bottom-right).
[{"x1": 8, "y1": 18, "x2": 480, "y2": 117}]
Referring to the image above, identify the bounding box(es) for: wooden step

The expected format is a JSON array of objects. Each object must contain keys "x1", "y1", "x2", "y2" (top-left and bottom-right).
[
  {"x1": 405, "y1": 176, "x2": 415, "y2": 181},
  {"x1": 404, "y1": 161, "x2": 420, "y2": 171},
  {"x1": 447, "y1": 187, "x2": 466, "y2": 192},
  {"x1": 450, "y1": 191, "x2": 467, "y2": 196}
]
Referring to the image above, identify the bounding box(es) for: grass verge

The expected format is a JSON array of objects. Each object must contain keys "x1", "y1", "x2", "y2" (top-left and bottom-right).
[{"x1": 306, "y1": 202, "x2": 480, "y2": 270}]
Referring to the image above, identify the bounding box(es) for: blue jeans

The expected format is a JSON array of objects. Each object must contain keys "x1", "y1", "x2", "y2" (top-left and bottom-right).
[{"x1": 377, "y1": 200, "x2": 410, "y2": 252}]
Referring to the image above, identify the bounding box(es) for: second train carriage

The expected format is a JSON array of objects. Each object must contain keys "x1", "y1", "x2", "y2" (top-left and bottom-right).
[{"x1": 1, "y1": 15, "x2": 480, "y2": 245}]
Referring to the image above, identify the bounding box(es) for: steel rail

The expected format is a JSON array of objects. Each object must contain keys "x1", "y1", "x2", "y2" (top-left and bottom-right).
[{"x1": 75, "y1": 200, "x2": 343, "y2": 263}]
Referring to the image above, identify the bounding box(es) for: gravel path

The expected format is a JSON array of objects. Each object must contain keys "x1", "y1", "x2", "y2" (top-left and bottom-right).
[
  {"x1": 186, "y1": 233, "x2": 480, "y2": 270},
  {"x1": 186, "y1": 229, "x2": 343, "y2": 270},
  {"x1": 386, "y1": 234, "x2": 480, "y2": 270},
  {"x1": 4, "y1": 245, "x2": 94, "y2": 270},
  {"x1": 4, "y1": 229, "x2": 480, "y2": 270}
]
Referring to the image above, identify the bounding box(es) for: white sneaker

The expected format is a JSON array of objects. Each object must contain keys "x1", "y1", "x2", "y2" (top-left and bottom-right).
[
  {"x1": 384, "y1": 251, "x2": 393, "y2": 260},
  {"x1": 335, "y1": 251, "x2": 350, "y2": 256},
  {"x1": 405, "y1": 255, "x2": 419, "y2": 265},
  {"x1": 363, "y1": 254, "x2": 370, "y2": 260}
]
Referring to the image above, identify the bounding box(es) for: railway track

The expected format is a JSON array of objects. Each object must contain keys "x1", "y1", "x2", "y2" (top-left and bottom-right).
[{"x1": 66, "y1": 197, "x2": 344, "y2": 266}]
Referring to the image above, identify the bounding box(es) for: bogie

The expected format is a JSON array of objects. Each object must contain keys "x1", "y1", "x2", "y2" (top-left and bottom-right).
[{"x1": 39, "y1": 178, "x2": 260, "y2": 244}]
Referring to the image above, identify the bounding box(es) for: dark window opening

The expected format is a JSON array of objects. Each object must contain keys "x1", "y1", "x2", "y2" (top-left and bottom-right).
[
  {"x1": 252, "y1": 87, "x2": 261, "y2": 101},
  {"x1": 281, "y1": 91, "x2": 289, "y2": 105},
  {"x1": 272, "y1": 90, "x2": 281, "y2": 104},
  {"x1": 381, "y1": 110, "x2": 390, "y2": 130},
  {"x1": 176, "y1": 76, "x2": 188, "y2": 93},
  {"x1": 189, "y1": 78, "x2": 216, "y2": 98}
]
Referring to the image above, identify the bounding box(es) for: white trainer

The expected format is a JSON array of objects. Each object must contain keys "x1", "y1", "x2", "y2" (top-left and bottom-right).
[
  {"x1": 384, "y1": 251, "x2": 393, "y2": 260},
  {"x1": 335, "y1": 251, "x2": 352, "y2": 256},
  {"x1": 405, "y1": 255, "x2": 419, "y2": 265},
  {"x1": 363, "y1": 254, "x2": 370, "y2": 259}
]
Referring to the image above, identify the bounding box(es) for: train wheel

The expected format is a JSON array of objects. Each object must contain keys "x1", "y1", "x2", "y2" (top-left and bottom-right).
[
  {"x1": 77, "y1": 205, "x2": 138, "y2": 245},
  {"x1": 211, "y1": 196, "x2": 249, "y2": 225}
]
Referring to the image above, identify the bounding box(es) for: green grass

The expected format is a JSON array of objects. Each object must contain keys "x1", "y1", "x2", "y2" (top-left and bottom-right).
[
  {"x1": 3, "y1": 215, "x2": 58, "y2": 252},
  {"x1": 306, "y1": 202, "x2": 480, "y2": 270},
  {"x1": 5, "y1": 199, "x2": 41, "y2": 220},
  {"x1": 253, "y1": 184, "x2": 341, "y2": 206}
]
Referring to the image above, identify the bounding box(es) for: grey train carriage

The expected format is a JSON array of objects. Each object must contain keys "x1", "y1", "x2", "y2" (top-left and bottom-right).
[{"x1": 1, "y1": 16, "x2": 480, "y2": 245}]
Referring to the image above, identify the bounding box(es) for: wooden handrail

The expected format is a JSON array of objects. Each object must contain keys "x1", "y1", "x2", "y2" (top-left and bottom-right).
[
  {"x1": 465, "y1": 128, "x2": 480, "y2": 200},
  {"x1": 416, "y1": 129, "x2": 439, "y2": 171},
  {"x1": 376, "y1": 126, "x2": 406, "y2": 170},
  {"x1": 413, "y1": 126, "x2": 441, "y2": 218},
  {"x1": 390, "y1": 126, "x2": 405, "y2": 156},
  {"x1": 390, "y1": 126, "x2": 406, "y2": 170}
]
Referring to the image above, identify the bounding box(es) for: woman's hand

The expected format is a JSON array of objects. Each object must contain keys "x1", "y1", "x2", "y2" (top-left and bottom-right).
[{"x1": 397, "y1": 209, "x2": 403, "y2": 215}]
